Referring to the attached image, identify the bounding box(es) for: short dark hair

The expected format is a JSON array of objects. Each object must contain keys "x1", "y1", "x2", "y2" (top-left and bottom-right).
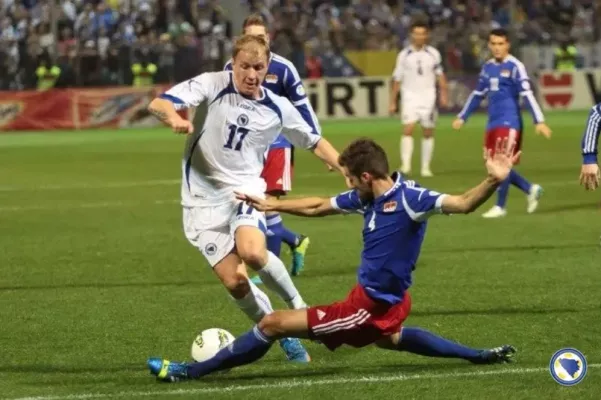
[
  {"x1": 410, "y1": 20, "x2": 429, "y2": 31},
  {"x1": 489, "y1": 28, "x2": 509, "y2": 40},
  {"x1": 242, "y1": 13, "x2": 268, "y2": 31},
  {"x1": 338, "y1": 138, "x2": 389, "y2": 179}
]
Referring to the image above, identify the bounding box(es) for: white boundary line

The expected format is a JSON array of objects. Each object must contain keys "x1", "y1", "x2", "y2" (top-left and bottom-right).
[{"x1": 9, "y1": 363, "x2": 600, "y2": 400}]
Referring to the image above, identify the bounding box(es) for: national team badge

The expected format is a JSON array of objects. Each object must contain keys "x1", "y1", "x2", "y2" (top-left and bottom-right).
[
  {"x1": 265, "y1": 74, "x2": 278, "y2": 83},
  {"x1": 383, "y1": 201, "x2": 397, "y2": 213},
  {"x1": 500, "y1": 69, "x2": 511, "y2": 77},
  {"x1": 237, "y1": 114, "x2": 249, "y2": 126},
  {"x1": 204, "y1": 243, "x2": 217, "y2": 256},
  {"x1": 549, "y1": 348, "x2": 588, "y2": 386}
]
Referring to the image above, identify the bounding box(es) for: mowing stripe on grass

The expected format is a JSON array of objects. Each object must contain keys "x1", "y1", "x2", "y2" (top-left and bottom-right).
[
  {"x1": 9, "y1": 363, "x2": 601, "y2": 400},
  {"x1": 0, "y1": 177, "x2": 581, "y2": 193}
]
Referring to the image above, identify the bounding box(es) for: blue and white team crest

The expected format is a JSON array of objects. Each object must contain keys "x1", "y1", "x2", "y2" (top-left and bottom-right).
[{"x1": 549, "y1": 348, "x2": 587, "y2": 386}]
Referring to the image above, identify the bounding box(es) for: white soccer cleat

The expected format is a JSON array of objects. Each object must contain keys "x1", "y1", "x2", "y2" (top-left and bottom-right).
[
  {"x1": 482, "y1": 206, "x2": 507, "y2": 218},
  {"x1": 400, "y1": 165, "x2": 411, "y2": 175},
  {"x1": 526, "y1": 184, "x2": 543, "y2": 214},
  {"x1": 421, "y1": 168, "x2": 433, "y2": 177}
]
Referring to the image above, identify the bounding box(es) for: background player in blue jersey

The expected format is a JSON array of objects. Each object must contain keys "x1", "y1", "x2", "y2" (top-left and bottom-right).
[
  {"x1": 580, "y1": 104, "x2": 600, "y2": 191},
  {"x1": 225, "y1": 14, "x2": 319, "y2": 277},
  {"x1": 147, "y1": 137, "x2": 518, "y2": 382},
  {"x1": 453, "y1": 28, "x2": 552, "y2": 219}
]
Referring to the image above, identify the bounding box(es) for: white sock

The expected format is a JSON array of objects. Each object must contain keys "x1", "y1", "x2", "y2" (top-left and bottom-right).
[
  {"x1": 232, "y1": 279, "x2": 274, "y2": 323},
  {"x1": 401, "y1": 136, "x2": 414, "y2": 170},
  {"x1": 421, "y1": 137, "x2": 434, "y2": 170},
  {"x1": 257, "y1": 251, "x2": 307, "y2": 309}
]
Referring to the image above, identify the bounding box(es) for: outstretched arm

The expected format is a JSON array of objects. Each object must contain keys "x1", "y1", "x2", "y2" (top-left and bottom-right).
[{"x1": 235, "y1": 193, "x2": 341, "y2": 217}]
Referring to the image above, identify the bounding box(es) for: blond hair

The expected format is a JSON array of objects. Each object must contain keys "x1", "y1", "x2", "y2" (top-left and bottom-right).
[{"x1": 232, "y1": 35, "x2": 270, "y2": 61}]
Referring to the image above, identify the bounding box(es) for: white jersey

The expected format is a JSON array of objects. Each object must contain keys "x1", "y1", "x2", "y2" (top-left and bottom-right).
[
  {"x1": 162, "y1": 71, "x2": 321, "y2": 207},
  {"x1": 392, "y1": 45, "x2": 443, "y2": 105}
]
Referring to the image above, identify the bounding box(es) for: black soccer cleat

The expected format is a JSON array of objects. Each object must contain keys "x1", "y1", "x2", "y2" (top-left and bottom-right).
[{"x1": 471, "y1": 345, "x2": 517, "y2": 364}]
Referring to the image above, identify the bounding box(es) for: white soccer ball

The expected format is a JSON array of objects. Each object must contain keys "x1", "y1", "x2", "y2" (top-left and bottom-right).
[{"x1": 191, "y1": 328, "x2": 235, "y2": 362}]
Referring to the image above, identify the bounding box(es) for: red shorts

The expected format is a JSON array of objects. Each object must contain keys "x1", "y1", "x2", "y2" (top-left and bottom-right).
[
  {"x1": 307, "y1": 284, "x2": 412, "y2": 351},
  {"x1": 261, "y1": 148, "x2": 293, "y2": 195},
  {"x1": 485, "y1": 127, "x2": 522, "y2": 164}
]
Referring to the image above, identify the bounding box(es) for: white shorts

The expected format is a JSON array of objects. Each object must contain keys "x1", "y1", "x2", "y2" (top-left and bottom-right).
[
  {"x1": 401, "y1": 103, "x2": 438, "y2": 129},
  {"x1": 183, "y1": 200, "x2": 267, "y2": 267}
]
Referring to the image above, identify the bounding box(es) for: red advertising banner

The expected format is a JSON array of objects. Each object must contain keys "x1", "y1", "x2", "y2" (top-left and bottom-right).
[
  {"x1": 0, "y1": 90, "x2": 73, "y2": 130},
  {"x1": 0, "y1": 85, "x2": 182, "y2": 131}
]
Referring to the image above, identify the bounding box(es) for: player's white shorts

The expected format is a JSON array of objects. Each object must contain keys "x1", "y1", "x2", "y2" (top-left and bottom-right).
[
  {"x1": 183, "y1": 200, "x2": 267, "y2": 267},
  {"x1": 401, "y1": 103, "x2": 438, "y2": 129}
]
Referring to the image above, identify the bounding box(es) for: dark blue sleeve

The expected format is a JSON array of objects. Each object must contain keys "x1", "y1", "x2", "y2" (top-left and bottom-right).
[
  {"x1": 401, "y1": 182, "x2": 448, "y2": 222},
  {"x1": 330, "y1": 190, "x2": 363, "y2": 214},
  {"x1": 582, "y1": 104, "x2": 601, "y2": 164},
  {"x1": 457, "y1": 66, "x2": 488, "y2": 122}
]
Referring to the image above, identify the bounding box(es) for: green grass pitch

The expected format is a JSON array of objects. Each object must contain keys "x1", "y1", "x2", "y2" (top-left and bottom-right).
[{"x1": 0, "y1": 112, "x2": 599, "y2": 400}]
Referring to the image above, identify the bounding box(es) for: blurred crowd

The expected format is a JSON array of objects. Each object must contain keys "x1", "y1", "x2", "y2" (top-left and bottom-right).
[{"x1": 0, "y1": 0, "x2": 598, "y2": 90}]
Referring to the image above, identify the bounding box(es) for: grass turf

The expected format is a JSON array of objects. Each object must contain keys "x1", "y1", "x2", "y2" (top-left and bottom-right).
[{"x1": 0, "y1": 112, "x2": 599, "y2": 400}]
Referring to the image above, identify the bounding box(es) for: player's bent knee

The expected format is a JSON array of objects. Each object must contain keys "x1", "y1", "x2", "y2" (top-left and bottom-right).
[
  {"x1": 237, "y1": 248, "x2": 268, "y2": 270},
  {"x1": 219, "y1": 272, "x2": 250, "y2": 299},
  {"x1": 422, "y1": 129, "x2": 434, "y2": 138}
]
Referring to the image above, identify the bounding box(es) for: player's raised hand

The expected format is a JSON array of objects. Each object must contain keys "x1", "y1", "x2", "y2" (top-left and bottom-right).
[
  {"x1": 535, "y1": 123, "x2": 552, "y2": 138},
  {"x1": 452, "y1": 118, "x2": 464, "y2": 130},
  {"x1": 484, "y1": 137, "x2": 521, "y2": 182},
  {"x1": 168, "y1": 117, "x2": 194, "y2": 135},
  {"x1": 579, "y1": 163, "x2": 600, "y2": 191},
  {"x1": 234, "y1": 192, "x2": 275, "y2": 212}
]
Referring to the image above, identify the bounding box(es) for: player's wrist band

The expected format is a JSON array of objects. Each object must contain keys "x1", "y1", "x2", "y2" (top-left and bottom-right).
[{"x1": 582, "y1": 154, "x2": 598, "y2": 164}]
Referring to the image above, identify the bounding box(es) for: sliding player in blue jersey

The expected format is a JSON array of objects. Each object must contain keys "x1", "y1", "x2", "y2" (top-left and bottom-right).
[
  {"x1": 225, "y1": 14, "x2": 319, "y2": 278},
  {"x1": 580, "y1": 104, "x2": 600, "y2": 191},
  {"x1": 147, "y1": 137, "x2": 517, "y2": 382},
  {"x1": 453, "y1": 28, "x2": 552, "y2": 218}
]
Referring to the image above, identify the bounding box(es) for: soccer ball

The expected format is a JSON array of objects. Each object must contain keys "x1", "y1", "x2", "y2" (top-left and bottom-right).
[{"x1": 191, "y1": 328, "x2": 235, "y2": 362}]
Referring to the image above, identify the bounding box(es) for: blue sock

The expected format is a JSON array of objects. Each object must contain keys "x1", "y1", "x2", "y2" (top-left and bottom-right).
[
  {"x1": 187, "y1": 326, "x2": 273, "y2": 379},
  {"x1": 397, "y1": 326, "x2": 481, "y2": 361},
  {"x1": 279, "y1": 224, "x2": 301, "y2": 249},
  {"x1": 509, "y1": 169, "x2": 531, "y2": 194},
  {"x1": 266, "y1": 215, "x2": 283, "y2": 257},
  {"x1": 496, "y1": 176, "x2": 511, "y2": 208}
]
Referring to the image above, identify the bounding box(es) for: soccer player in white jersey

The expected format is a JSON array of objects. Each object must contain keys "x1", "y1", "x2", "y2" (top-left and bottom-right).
[
  {"x1": 147, "y1": 35, "x2": 342, "y2": 362},
  {"x1": 389, "y1": 21, "x2": 448, "y2": 177}
]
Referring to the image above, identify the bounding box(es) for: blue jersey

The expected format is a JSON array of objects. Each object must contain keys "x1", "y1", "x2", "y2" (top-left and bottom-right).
[
  {"x1": 582, "y1": 104, "x2": 601, "y2": 165},
  {"x1": 225, "y1": 53, "x2": 320, "y2": 149},
  {"x1": 458, "y1": 55, "x2": 545, "y2": 131},
  {"x1": 330, "y1": 173, "x2": 447, "y2": 304}
]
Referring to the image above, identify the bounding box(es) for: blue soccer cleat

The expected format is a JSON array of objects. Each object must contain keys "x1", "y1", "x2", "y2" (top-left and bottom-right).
[
  {"x1": 291, "y1": 235, "x2": 310, "y2": 276},
  {"x1": 147, "y1": 358, "x2": 190, "y2": 382},
  {"x1": 250, "y1": 275, "x2": 263, "y2": 285},
  {"x1": 470, "y1": 345, "x2": 517, "y2": 364},
  {"x1": 279, "y1": 338, "x2": 311, "y2": 362}
]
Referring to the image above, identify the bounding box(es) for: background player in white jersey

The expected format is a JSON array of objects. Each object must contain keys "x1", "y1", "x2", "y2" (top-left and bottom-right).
[
  {"x1": 147, "y1": 35, "x2": 342, "y2": 362},
  {"x1": 389, "y1": 21, "x2": 448, "y2": 177}
]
